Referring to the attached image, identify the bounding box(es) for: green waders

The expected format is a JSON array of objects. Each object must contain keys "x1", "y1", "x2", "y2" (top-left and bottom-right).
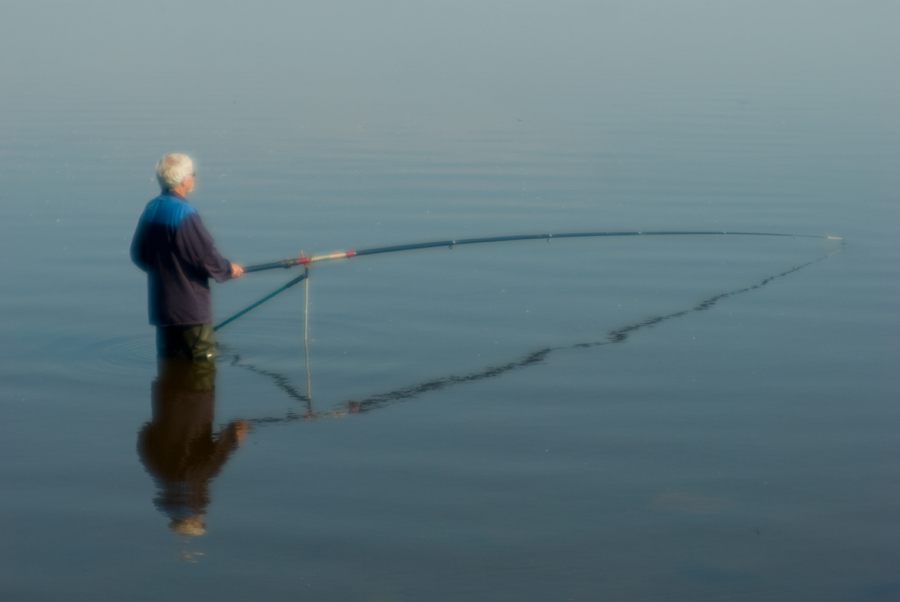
[{"x1": 156, "y1": 324, "x2": 217, "y2": 362}]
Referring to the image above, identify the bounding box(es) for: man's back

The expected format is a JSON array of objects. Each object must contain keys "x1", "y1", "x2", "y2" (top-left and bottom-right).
[{"x1": 132, "y1": 191, "x2": 234, "y2": 327}]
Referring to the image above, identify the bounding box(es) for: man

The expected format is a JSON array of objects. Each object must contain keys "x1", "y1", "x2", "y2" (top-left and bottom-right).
[{"x1": 131, "y1": 153, "x2": 243, "y2": 361}]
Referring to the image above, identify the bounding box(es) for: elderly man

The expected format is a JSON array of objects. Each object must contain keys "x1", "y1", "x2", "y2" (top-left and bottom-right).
[{"x1": 131, "y1": 153, "x2": 243, "y2": 361}]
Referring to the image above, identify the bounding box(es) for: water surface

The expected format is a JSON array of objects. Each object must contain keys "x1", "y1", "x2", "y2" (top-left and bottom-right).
[{"x1": 1, "y1": 3, "x2": 898, "y2": 601}]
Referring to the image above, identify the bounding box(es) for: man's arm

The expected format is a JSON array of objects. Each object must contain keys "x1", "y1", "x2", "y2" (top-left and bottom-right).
[
  {"x1": 130, "y1": 219, "x2": 150, "y2": 272},
  {"x1": 176, "y1": 213, "x2": 240, "y2": 282}
]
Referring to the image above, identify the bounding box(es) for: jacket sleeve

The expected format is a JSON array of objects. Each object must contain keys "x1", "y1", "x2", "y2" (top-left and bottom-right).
[
  {"x1": 130, "y1": 218, "x2": 149, "y2": 273},
  {"x1": 175, "y1": 213, "x2": 234, "y2": 283}
]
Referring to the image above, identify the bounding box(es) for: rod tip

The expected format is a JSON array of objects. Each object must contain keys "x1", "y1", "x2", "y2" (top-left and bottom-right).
[{"x1": 827, "y1": 236, "x2": 843, "y2": 240}]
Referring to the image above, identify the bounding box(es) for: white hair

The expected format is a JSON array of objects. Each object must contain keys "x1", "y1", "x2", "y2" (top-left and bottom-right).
[{"x1": 156, "y1": 153, "x2": 194, "y2": 191}]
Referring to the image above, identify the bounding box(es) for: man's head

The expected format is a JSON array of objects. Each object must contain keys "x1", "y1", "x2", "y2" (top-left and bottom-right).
[
  {"x1": 169, "y1": 517, "x2": 206, "y2": 536},
  {"x1": 156, "y1": 153, "x2": 195, "y2": 194}
]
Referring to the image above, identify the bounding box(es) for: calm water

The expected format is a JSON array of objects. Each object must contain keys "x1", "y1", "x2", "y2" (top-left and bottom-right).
[{"x1": 2, "y1": 4, "x2": 899, "y2": 601}]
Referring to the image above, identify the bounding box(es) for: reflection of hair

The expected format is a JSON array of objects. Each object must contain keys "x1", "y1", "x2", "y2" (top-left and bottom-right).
[
  {"x1": 169, "y1": 519, "x2": 205, "y2": 536},
  {"x1": 156, "y1": 153, "x2": 194, "y2": 191}
]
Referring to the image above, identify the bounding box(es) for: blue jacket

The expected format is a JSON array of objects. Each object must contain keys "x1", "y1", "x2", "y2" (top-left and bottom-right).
[{"x1": 131, "y1": 192, "x2": 233, "y2": 326}]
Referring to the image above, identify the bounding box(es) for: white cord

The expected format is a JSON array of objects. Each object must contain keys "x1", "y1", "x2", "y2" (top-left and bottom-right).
[{"x1": 304, "y1": 267, "x2": 312, "y2": 403}]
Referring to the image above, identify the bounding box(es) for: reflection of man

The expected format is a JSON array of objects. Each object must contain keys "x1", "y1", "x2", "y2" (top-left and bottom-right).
[
  {"x1": 131, "y1": 153, "x2": 243, "y2": 361},
  {"x1": 138, "y1": 360, "x2": 247, "y2": 536}
]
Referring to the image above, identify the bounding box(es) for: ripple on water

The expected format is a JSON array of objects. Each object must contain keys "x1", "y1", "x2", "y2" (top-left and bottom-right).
[
  {"x1": 71, "y1": 334, "x2": 158, "y2": 377},
  {"x1": 57, "y1": 328, "x2": 304, "y2": 382}
]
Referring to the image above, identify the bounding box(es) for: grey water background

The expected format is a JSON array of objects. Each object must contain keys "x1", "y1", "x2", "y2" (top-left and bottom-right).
[{"x1": 1, "y1": 2, "x2": 898, "y2": 600}]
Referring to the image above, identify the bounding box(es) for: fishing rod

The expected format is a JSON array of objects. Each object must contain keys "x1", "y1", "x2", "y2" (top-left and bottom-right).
[
  {"x1": 215, "y1": 230, "x2": 843, "y2": 331},
  {"x1": 242, "y1": 231, "x2": 842, "y2": 274}
]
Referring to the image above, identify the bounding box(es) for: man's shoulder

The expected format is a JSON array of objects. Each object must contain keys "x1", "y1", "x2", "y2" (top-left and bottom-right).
[{"x1": 141, "y1": 194, "x2": 199, "y2": 229}]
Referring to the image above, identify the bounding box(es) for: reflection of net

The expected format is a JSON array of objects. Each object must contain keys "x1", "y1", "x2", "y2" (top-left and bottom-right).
[{"x1": 226, "y1": 245, "x2": 842, "y2": 425}]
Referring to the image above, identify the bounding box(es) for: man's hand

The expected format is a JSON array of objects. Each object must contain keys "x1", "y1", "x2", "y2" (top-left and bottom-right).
[
  {"x1": 231, "y1": 263, "x2": 244, "y2": 278},
  {"x1": 235, "y1": 420, "x2": 249, "y2": 444}
]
